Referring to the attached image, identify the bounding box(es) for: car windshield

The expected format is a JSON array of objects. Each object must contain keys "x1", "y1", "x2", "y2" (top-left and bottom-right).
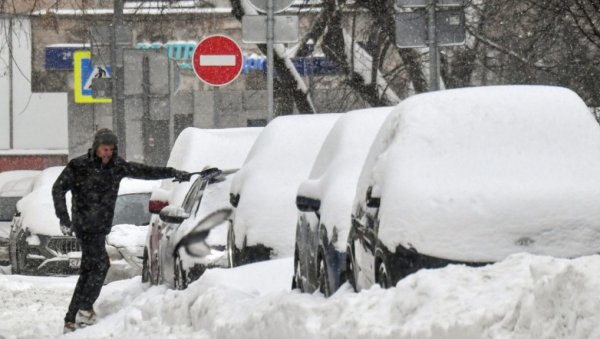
[{"x1": 112, "y1": 193, "x2": 152, "y2": 226}]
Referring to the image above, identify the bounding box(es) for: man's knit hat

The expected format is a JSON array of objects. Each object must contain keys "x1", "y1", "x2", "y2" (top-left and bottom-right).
[{"x1": 93, "y1": 128, "x2": 118, "y2": 151}]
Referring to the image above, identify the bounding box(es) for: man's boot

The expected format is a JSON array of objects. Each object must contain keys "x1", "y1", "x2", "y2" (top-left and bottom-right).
[
  {"x1": 63, "y1": 322, "x2": 78, "y2": 333},
  {"x1": 76, "y1": 309, "x2": 97, "y2": 326}
]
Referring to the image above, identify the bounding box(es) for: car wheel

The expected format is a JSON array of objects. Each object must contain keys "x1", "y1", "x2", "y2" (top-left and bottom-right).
[
  {"x1": 346, "y1": 246, "x2": 358, "y2": 292},
  {"x1": 292, "y1": 250, "x2": 303, "y2": 291},
  {"x1": 14, "y1": 231, "x2": 29, "y2": 275},
  {"x1": 173, "y1": 254, "x2": 188, "y2": 290},
  {"x1": 376, "y1": 259, "x2": 392, "y2": 289},
  {"x1": 317, "y1": 254, "x2": 331, "y2": 297},
  {"x1": 141, "y1": 249, "x2": 150, "y2": 283},
  {"x1": 151, "y1": 251, "x2": 161, "y2": 285}
]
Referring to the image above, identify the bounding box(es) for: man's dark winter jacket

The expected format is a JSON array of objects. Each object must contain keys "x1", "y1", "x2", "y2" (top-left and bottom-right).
[{"x1": 52, "y1": 149, "x2": 179, "y2": 235}]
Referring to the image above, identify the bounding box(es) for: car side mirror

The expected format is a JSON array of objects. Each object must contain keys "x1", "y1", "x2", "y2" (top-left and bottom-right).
[
  {"x1": 230, "y1": 193, "x2": 240, "y2": 208},
  {"x1": 158, "y1": 205, "x2": 190, "y2": 224},
  {"x1": 176, "y1": 208, "x2": 233, "y2": 257},
  {"x1": 296, "y1": 196, "x2": 321, "y2": 212},
  {"x1": 366, "y1": 186, "x2": 381, "y2": 208}
]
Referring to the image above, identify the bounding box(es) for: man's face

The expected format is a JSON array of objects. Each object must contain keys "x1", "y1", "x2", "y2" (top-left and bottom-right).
[{"x1": 96, "y1": 144, "x2": 115, "y2": 165}]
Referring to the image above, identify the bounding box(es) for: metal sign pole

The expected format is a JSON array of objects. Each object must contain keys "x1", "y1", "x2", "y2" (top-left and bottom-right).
[
  {"x1": 111, "y1": 0, "x2": 126, "y2": 157},
  {"x1": 267, "y1": 0, "x2": 274, "y2": 122},
  {"x1": 428, "y1": 0, "x2": 439, "y2": 91}
]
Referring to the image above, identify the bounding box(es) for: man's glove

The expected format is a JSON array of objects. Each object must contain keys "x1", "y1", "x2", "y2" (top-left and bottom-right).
[
  {"x1": 60, "y1": 224, "x2": 73, "y2": 236},
  {"x1": 173, "y1": 170, "x2": 192, "y2": 182}
]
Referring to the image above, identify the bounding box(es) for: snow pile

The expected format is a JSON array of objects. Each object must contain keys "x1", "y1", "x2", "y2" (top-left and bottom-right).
[
  {"x1": 355, "y1": 85, "x2": 600, "y2": 262},
  {"x1": 4, "y1": 254, "x2": 600, "y2": 338},
  {"x1": 230, "y1": 114, "x2": 341, "y2": 257}
]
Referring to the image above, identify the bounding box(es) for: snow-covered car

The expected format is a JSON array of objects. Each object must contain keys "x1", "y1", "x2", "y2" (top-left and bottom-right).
[
  {"x1": 144, "y1": 127, "x2": 262, "y2": 288},
  {"x1": 347, "y1": 85, "x2": 600, "y2": 291},
  {"x1": 9, "y1": 166, "x2": 160, "y2": 276},
  {"x1": 0, "y1": 170, "x2": 41, "y2": 264},
  {"x1": 293, "y1": 107, "x2": 392, "y2": 296},
  {"x1": 228, "y1": 114, "x2": 341, "y2": 267}
]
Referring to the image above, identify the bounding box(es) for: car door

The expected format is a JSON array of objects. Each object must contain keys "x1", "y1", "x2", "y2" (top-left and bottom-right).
[
  {"x1": 158, "y1": 177, "x2": 205, "y2": 284},
  {"x1": 352, "y1": 202, "x2": 379, "y2": 289}
]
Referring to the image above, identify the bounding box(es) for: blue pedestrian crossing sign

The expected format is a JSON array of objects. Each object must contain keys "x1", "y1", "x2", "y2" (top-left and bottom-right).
[{"x1": 73, "y1": 50, "x2": 112, "y2": 103}]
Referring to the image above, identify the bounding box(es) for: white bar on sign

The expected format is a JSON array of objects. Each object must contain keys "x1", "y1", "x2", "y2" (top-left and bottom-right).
[{"x1": 200, "y1": 55, "x2": 236, "y2": 66}]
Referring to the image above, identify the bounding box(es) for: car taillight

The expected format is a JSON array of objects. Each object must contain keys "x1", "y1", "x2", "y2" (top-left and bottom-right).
[{"x1": 148, "y1": 200, "x2": 168, "y2": 214}]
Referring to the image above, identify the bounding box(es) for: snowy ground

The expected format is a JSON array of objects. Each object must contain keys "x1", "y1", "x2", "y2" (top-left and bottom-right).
[{"x1": 2, "y1": 254, "x2": 600, "y2": 339}]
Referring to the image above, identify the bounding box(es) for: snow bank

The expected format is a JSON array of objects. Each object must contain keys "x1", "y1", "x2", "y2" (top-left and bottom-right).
[{"x1": 4, "y1": 254, "x2": 599, "y2": 338}]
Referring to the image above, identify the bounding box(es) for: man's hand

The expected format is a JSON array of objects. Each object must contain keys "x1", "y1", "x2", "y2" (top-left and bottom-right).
[
  {"x1": 60, "y1": 224, "x2": 73, "y2": 236},
  {"x1": 173, "y1": 170, "x2": 192, "y2": 182}
]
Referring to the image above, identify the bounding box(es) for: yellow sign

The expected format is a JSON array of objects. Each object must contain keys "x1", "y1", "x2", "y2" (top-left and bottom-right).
[{"x1": 73, "y1": 50, "x2": 112, "y2": 104}]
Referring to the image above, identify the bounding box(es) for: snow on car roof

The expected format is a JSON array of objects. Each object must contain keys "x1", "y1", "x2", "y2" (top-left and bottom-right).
[
  {"x1": 154, "y1": 127, "x2": 263, "y2": 207},
  {"x1": 355, "y1": 85, "x2": 600, "y2": 262},
  {"x1": 230, "y1": 113, "x2": 341, "y2": 257},
  {"x1": 0, "y1": 170, "x2": 41, "y2": 197},
  {"x1": 297, "y1": 107, "x2": 392, "y2": 250}
]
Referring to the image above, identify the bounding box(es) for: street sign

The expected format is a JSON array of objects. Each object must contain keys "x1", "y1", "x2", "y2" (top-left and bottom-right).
[
  {"x1": 242, "y1": 15, "x2": 299, "y2": 44},
  {"x1": 396, "y1": 0, "x2": 462, "y2": 7},
  {"x1": 248, "y1": 0, "x2": 295, "y2": 13},
  {"x1": 395, "y1": 8, "x2": 465, "y2": 48},
  {"x1": 73, "y1": 50, "x2": 112, "y2": 103},
  {"x1": 192, "y1": 35, "x2": 243, "y2": 86},
  {"x1": 45, "y1": 44, "x2": 88, "y2": 71}
]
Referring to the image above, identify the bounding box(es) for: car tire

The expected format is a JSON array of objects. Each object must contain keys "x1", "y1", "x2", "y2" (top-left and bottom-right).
[
  {"x1": 13, "y1": 231, "x2": 29, "y2": 275},
  {"x1": 173, "y1": 254, "x2": 188, "y2": 290},
  {"x1": 376, "y1": 258, "x2": 392, "y2": 289},
  {"x1": 141, "y1": 249, "x2": 150, "y2": 283},
  {"x1": 8, "y1": 231, "x2": 19, "y2": 275},
  {"x1": 317, "y1": 253, "x2": 331, "y2": 297},
  {"x1": 292, "y1": 249, "x2": 303, "y2": 291},
  {"x1": 346, "y1": 246, "x2": 358, "y2": 292}
]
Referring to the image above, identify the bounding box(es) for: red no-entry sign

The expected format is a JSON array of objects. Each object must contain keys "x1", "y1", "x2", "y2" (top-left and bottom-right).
[{"x1": 192, "y1": 35, "x2": 243, "y2": 86}]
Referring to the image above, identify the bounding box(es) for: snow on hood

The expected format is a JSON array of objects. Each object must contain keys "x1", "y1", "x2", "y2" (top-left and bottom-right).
[
  {"x1": 297, "y1": 107, "x2": 392, "y2": 251},
  {"x1": 153, "y1": 127, "x2": 263, "y2": 209},
  {"x1": 354, "y1": 85, "x2": 600, "y2": 262},
  {"x1": 0, "y1": 170, "x2": 40, "y2": 197},
  {"x1": 106, "y1": 224, "x2": 147, "y2": 249},
  {"x1": 230, "y1": 114, "x2": 341, "y2": 257}
]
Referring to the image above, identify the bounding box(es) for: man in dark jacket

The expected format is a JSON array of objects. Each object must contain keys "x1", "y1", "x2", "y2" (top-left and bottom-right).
[{"x1": 52, "y1": 128, "x2": 191, "y2": 333}]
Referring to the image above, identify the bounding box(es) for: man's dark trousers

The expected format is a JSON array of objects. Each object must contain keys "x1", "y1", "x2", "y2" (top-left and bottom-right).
[{"x1": 64, "y1": 233, "x2": 110, "y2": 323}]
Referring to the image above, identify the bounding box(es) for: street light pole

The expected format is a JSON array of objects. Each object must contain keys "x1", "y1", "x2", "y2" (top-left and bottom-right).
[
  {"x1": 266, "y1": 0, "x2": 274, "y2": 122},
  {"x1": 428, "y1": 0, "x2": 439, "y2": 91},
  {"x1": 306, "y1": 39, "x2": 314, "y2": 109},
  {"x1": 111, "y1": 0, "x2": 126, "y2": 157}
]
